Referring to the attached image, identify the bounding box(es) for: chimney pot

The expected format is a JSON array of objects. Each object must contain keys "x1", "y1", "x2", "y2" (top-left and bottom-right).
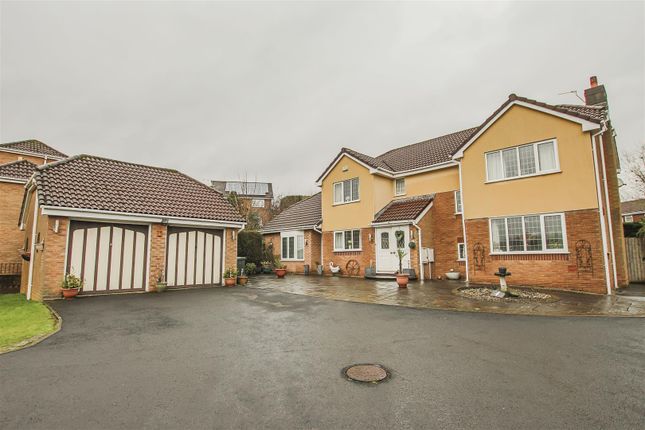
[{"x1": 590, "y1": 76, "x2": 598, "y2": 88}]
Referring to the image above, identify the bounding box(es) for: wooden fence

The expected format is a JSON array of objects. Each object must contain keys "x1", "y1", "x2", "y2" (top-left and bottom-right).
[{"x1": 626, "y1": 237, "x2": 645, "y2": 283}]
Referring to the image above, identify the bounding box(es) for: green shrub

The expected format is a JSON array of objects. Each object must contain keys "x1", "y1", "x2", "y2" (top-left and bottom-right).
[
  {"x1": 238, "y1": 231, "x2": 264, "y2": 265},
  {"x1": 624, "y1": 222, "x2": 642, "y2": 237},
  {"x1": 244, "y1": 262, "x2": 257, "y2": 275}
]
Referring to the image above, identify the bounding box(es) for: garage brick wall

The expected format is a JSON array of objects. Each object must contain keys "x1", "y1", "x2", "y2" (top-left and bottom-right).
[
  {"x1": 224, "y1": 228, "x2": 238, "y2": 279},
  {"x1": 149, "y1": 224, "x2": 168, "y2": 292}
]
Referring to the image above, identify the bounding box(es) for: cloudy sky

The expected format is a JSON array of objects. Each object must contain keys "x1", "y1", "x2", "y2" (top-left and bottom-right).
[{"x1": 1, "y1": 1, "x2": 643, "y2": 197}]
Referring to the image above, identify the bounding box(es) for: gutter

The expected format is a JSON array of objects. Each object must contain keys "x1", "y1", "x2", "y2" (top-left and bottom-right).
[{"x1": 591, "y1": 127, "x2": 613, "y2": 295}]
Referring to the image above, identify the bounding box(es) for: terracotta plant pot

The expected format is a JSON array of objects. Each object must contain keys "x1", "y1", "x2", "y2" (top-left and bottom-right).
[
  {"x1": 395, "y1": 273, "x2": 409, "y2": 288},
  {"x1": 224, "y1": 277, "x2": 236, "y2": 287},
  {"x1": 156, "y1": 282, "x2": 167, "y2": 293},
  {"x1": 62, "y1": 288, "x2": 79, "y2": 299},
  {"x1": 237, "y1": 276, "x2": 248, "y2": 285},
  {"x1": 275, "y1": 268, "x2": 287, "y2": 278}
]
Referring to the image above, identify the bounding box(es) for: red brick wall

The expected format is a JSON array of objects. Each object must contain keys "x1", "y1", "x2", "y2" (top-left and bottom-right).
[
  {"x1": 148, "y1": 224, "x2": 167, "y2": 291},
  {"x1": 465, "y1": 209, "x2": 608, "y2": 294},
  {"x1": 423, "y1": 191, "x2": 466, "y2": 280},
  {"x1": 0, "y1": 182, "x2": 27, "y2": 269},
  {"x1": 321, "y1": 228, "x2": 375, "y2": 277},
  {"x1": 263, "y1": 230, "x2": 321, "y2": 274},
  {"x1": 224, "y1": 228, "x2": 238, "y2": 281}
]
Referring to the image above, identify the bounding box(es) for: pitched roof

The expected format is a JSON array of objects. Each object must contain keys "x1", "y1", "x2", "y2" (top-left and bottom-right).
[
  {"x1": 621, "y1": 199, "x2": 645, "y2": 215},
  {"x1": 0, "y1": 140, "x2": 67, "y2": 159},
  {"x1": 0, "y1": 160, "x2": 37, "y2": 182},
  {"x1": 33, "y1": 155, "x2": 244, "y2": 223},
  {"x1": 211, "y1": 180, "x2": 274, "y2": 198},
  {"x1": 261, "y1": 193, "x2": 321, "y2": 233},
  {"x1": 373, "y1": 194, "x2": 434, "y2": 223}
]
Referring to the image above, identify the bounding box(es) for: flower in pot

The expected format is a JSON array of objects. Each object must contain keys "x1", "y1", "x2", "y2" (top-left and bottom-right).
[
  {"x1": 61, "y1": 273, "x2": 83, "y2": 299},
  {"x1": 223, "y1": 267, "x2": 237, "y2": 287},
  {"x1": 274, "y1": 262, "x2": 287, "y2": 278},
  {"x1": 395, "y1": 248, "x2": 409, "y2": 288},
  {"x1": 261, "y1": 260, "x2": 272, "y2": 274},
  {"x1": 156, "y1": 269, "x2": 167, "y2": 293},
  {"x1": 237, "y1": 268, "x2": 249, "y2": 285}
]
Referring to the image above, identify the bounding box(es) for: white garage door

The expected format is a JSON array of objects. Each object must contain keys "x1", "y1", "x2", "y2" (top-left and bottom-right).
[
  {"x1": 66, "y1": 221, "x2": 148, "y2": 293},
  {"x1": 166, "y1": 227, "x2": 223, "y2": 288}
]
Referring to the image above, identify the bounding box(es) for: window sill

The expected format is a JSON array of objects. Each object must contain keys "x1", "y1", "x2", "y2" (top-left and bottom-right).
[
  {"x1": 332, "y1": 200, "x2": 361, "y2": 207},
  {"x1": 333, "y1": 249, "x2": 362, "y2": 253},
  {"x1": 489, "y1": 251, "x2": 569, "y2": 256},
  {"x1": 281, "y1": 258, "x2": 305, "y2": 262},
  {"x1": 394, "y1": 193, "x2": 406, "y2": 198},
  {"x1": 485, "y1": 170, "x2": 561, "y2": 184}
]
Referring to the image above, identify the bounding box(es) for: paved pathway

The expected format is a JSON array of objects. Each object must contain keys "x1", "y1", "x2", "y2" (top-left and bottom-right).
[{"x1": 248, "y1": 275, "x2": 645, "y2": 317}]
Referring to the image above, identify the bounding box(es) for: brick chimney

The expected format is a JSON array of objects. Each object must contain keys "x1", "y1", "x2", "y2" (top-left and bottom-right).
[{"x1": 584, "y1": 75, "x2": 608, "y2": 106}]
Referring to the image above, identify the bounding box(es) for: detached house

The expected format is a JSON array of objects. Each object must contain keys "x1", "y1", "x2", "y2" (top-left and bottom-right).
[
  {"x1": 270, "y1": 77, "x2": 626, "y2": 294},
  {"x1": 212, "y1": 180, "x2": 274, "y2": 227},
  {"x1": 0, "y1": 140, "x2": 67, "y2": 293},
  {"x1": 19, "y1": 155, "x2": 244, "y2": 300}
]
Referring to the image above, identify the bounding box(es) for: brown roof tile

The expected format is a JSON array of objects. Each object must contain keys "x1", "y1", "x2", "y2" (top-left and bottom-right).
[
  {"x1": 0, "y1": 140, "x2": 67, "y2": 159},
  {"x1": 34, "y1": 155, "x2": 244, "y2": 223},
  {"x1": 373, "y1": 194, "x2": 434, "y2": 223},
  {"x1": 0, "y1": 160, "x2": 37, "y2": 182},
  {"x1": 621, "y1": 199, "x2": 645, "y2": 215},
  {"x1": 262, "y1": 193, "x2": 321, "y2": 233}
]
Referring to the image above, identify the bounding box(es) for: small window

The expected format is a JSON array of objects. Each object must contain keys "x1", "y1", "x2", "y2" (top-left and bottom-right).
[
  {"x1": 333, "y1": 178, "x2": 360, "y2": 204},
  {"x1": 486, "y1": 139, "x2": 559, "y2": 182},
  {"x1": 281, "y1": 231, "x2": 304, "y2": 261},
  {"x1": 624, "y1": 215, "x2": 634, "y2": 222},
  {"x1": 334, "y1": 229, "x2": 361, "y2": 251},
  {"x1": 454, "y1": 190, "x2": 462, "y2": 214},
  {"x1": 251, "y1": 199, "x2": 265, "y2": 208},
  {"x1": 395, "y1": 178, "x2": 406, "y2": 196},
  {"x1": 457, "y1": 243, "x2": 466, "y2": 260}
]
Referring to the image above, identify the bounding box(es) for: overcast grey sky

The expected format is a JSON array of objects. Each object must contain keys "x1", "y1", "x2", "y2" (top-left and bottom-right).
[{"x1": 1, "y1": 1, "x2": 643, "y2": 196}]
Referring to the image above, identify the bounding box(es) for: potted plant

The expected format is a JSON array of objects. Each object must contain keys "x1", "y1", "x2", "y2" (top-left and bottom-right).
[
  {"x1": 395, "y1": 248, "x2": 409, "y2": 288},
  {"x1": 274, "y1": 262, "x2": 287, "y2": 278},
  {"x1": 156, "y1": 270, "x2": 167, "y2": 293},
  {"x1": 223, "y1": 267, "x2": 237, "y2": 287},
  {"x1": 237, "y1": 268, "x2": 249, "y2": 285},
  {"x1": 244, "y1": 262, "x2": 257, "y2": 276},
  {"x1": 60, "y1": 273, "x2": 82, "y2": 299}
]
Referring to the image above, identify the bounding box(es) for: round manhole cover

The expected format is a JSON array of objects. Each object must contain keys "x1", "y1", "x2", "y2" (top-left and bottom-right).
[{"x1": 344, "y1": 364, "x2": 389, "y2": 383}]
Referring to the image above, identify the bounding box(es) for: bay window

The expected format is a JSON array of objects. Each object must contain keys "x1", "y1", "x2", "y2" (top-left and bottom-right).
[
  {"x1": 281, "y1": 231, "x2": 304, "y2": 260},
  {"x1": 333, "y1": 178, "x2": 360, "y2": 204},
  {"x1": 334, "y1": 229, "x2": 361, "y2": 251},
  {"x1": 490, "y1": 213, "x2": 566, "y2": 254},
  {"x1": 486, "y1": 139, "x2": 559, "y2": 182}
]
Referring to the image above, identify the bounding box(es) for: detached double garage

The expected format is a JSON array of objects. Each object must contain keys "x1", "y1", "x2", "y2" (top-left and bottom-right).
[
  {"x1": 67, "y1": 222, "x2": 224, "y2": 294},
  {"x1": 20, "y1": 154, "x2": 245, "y2": 301}
]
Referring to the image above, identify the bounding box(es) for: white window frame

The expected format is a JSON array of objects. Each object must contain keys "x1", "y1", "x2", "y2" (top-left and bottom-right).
[
  {"x1": 251, "y1": 199, "x2": 265, "y2": 208},
  {"x1": 488, "y1": 212, "x2": 568, "y2": 255},
  {"x1": 333, "y1": 229, "x2": 362, "y2": 251},
  {"x1": 457, "y1": 242, "x2": 466, "y2": 261},
  {"x1": 454, "y1": 190, "x2": 462, "y2": 214},
  {"x1": 394, "y1": 178, "x2": 406, "y2": 196},
  {"x1": 332, "y1": 178, "x2": 360, "y2": 205},
  {"x1": 624, "y1": 215, "x2": 634, "y2": 223},
  {"x1": 485, "y1": 139, "x2": 560, "y2": 183},
  {"x1": 280, "y1": 231, "x2": 305, "y2": 261}
]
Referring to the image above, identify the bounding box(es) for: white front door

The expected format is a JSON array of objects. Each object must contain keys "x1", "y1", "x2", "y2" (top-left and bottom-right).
[{"x1": 375, "y1": 226, "x2": 410, "y2": 273}]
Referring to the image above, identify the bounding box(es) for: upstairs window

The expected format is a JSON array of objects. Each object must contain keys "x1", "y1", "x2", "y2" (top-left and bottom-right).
[
  {"x1": 251, "y1": 199, "x2": 265, "y2": 208},
  {"x1": 395, "y1": 178, "x2": 406, "y2": 196},
  {"x1": 486, "y1": 139, "x2": 559, "y2": 182},
  {"x1": 333, "y1": 178, "x2": 360, "y2": 204}
]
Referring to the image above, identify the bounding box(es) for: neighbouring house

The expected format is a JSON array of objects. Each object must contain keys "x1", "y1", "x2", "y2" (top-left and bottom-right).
[
  {"x1": 211, "y1": 180, "x2": 274, "y2": 227},
  {"x1": 621, "y1": 199, "x2": 645, "y2": 223},
  {"x1": 261, "y1": 193, "x2": 322, "y2": 274},
  {"x1": 0, "y1": 140, "x2": 67, "y2": 293},
  {"x1": 311, "y1": 76, "x2": 627, "y2": 294},
  {"x1": 19, "y1": 155, "x2": 245, "y2": 301}
]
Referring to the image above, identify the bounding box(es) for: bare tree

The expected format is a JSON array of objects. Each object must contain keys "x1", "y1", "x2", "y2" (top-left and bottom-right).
[{"x1": 622, "y1": 144, "x2": 645, "y2": 199}]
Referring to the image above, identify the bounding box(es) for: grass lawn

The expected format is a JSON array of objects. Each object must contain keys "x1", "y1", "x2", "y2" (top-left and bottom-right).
[{"x1": 0, "y1": 294, "x2": 57, "y2": 351}]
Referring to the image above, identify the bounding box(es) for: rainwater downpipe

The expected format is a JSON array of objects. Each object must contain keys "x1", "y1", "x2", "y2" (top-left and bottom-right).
[
  {"x1": 591, "y1": 128, "x2": 613, "y2": 295},
  {"x1": 26, "y1": 188, "x2": 39, "y2": 301},
  {"x1": 314, "y1": 225, "x2": 323, "y2": 271},
  {"x1": 412, "y1": 222, "x2": 424, "y2": 281},
  {"x1": 597, "y1": 125, "x2": 619, "y2": 291},
  {"x1": 458, "y1": 161, "x2": 470, "y2": 282}
]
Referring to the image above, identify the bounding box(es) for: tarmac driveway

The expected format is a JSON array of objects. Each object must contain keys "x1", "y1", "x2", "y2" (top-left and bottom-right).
[{"x1": 1, "y1": 287, "x2": 644, "y2": 429}]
